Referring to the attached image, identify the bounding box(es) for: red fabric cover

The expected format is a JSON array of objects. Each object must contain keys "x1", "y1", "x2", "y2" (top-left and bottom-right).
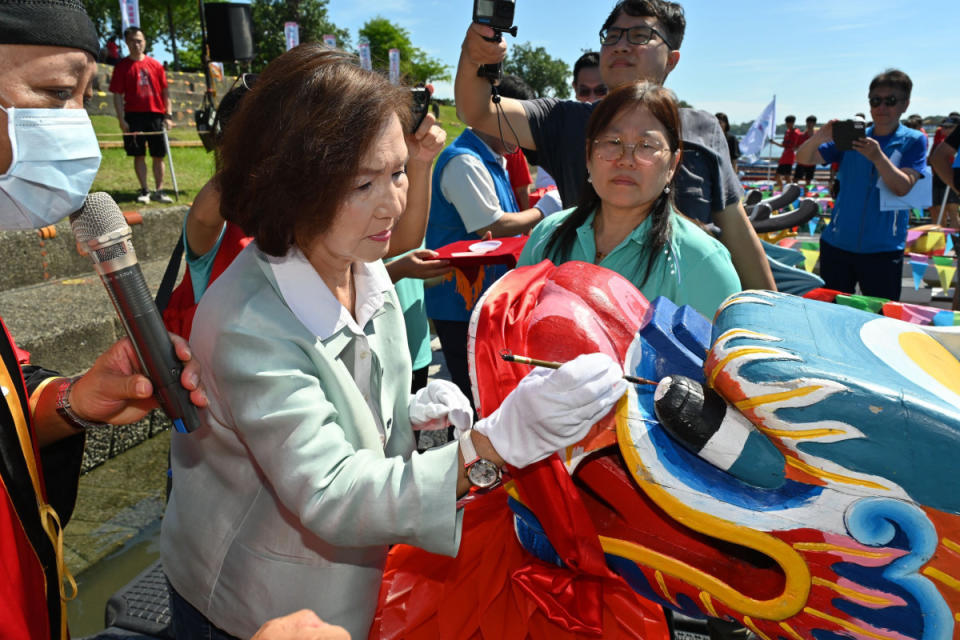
[
  {"x1": 432, "y1": 236, "x2": 528, "y2": 270},
  {"x1": 528, "y1": 186, "x2": 558, "y2": 208},
  {"x1": 0, "y1": 320, "x2": 50, "y2": 639},
  {"x1": 371, "y1": 261, "x2": 671, "y2": 638},
  {"x1": 108, "y1": 56, "x2": 168, "y2": 114},
  {"x1": 162, "y1": 222, "x2": 252, "y2": 339},
  {"x1": 371, "y1": 487, "x2": 669, "y2": 640}
]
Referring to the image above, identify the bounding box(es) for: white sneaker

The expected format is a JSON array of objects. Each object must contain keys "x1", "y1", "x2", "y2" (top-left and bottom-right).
[
  {"x1": 136, "y1": 190, "x2": 151, "y2": 204},
  {"x1": 153, "y1": 190, "x2": 173, "y2": 203}
]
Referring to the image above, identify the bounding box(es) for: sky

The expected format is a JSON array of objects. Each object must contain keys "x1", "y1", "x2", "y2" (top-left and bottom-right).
[{"x1": 318, "y1": 0, "x2": 958, "y2": 125}]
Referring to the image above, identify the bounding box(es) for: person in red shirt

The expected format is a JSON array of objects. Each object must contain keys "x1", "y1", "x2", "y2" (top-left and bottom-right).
[
  {"x1": 109, "y1": 26, "x2": 174, "y2": 204},
  {"x1": 770, "y1": 114, "x2": 801, "y2": 189},
  {"x1": 793, "y1": 115, "x2": 818, "y2": 186}
]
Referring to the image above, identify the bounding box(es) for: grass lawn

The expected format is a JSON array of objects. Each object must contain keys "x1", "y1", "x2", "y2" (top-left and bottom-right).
[{"x1": 90, "y1": 104, "x2": 467, "y2": 210}]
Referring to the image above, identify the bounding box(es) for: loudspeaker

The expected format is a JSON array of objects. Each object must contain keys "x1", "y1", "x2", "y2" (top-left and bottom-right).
[{"x1": 204, "y1": 2, "x2": 254, "y2": 61}]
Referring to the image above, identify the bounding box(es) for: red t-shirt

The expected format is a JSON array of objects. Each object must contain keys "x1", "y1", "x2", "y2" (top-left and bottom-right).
[
  {"x1": 796, "y1": 129, "x2": 814, "y2": 166},
  {"x1": 109, "y1": 56, "x2": 168, "y2": 114},
  {"x1": 778, "y1": 127, "x2": 802, "y2": 165}
]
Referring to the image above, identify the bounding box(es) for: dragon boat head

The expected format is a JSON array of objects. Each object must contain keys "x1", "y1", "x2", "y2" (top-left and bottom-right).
[{"x1": 469, "y1": 260, "x2": 960, "y2": 640}]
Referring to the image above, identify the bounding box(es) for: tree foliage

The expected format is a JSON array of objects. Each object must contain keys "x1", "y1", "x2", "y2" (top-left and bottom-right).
[
  {"x1": 249, "y1": 0, "x2": 350, "y2": 71},
  {"x1": 357, "y1": 17, "x2": 449, "y2": 85},
  {"x1": 83, "y1": 0, "x2": 202, "y2": 70},
  {"x1": 503, "y1": 42, "x2": 570, "y2": 99}
]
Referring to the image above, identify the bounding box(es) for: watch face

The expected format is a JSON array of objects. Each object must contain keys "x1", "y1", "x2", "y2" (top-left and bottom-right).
[{"x1": 468, "y1": 459, "x2": 500, "y2": 489}]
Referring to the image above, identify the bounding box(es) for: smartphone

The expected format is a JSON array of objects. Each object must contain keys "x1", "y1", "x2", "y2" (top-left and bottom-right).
[
  {"x1": 833, "y1": 119, "x2": 866, "y2": 151},
  {"x1": 410, "y1": 86, "x2": 432, "y2": 134}
]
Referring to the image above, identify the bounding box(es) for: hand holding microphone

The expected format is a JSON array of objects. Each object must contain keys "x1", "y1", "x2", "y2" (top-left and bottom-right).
[{"x1": 70, "y1": 192, "x2": 205, "y2": 432}]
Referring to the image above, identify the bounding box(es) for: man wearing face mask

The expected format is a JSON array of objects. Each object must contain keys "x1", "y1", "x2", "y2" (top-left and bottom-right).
[{"x1": 0, "y1": 2, "x2": 211, "y2": 638}]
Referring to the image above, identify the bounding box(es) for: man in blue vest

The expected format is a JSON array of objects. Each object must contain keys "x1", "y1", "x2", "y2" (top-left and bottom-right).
[
  {"x1": 797, "y1": 69, "x2": 926, "y2": 300},
  {"x1": 425, "y1": 127, "x2": 549, "y2": 409}
]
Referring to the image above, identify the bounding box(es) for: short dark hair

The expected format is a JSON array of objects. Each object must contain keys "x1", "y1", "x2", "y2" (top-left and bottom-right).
[
  {"x1": 546, "y1": 82, "x2": 682, "y2": 286},
  {"x1": 869, "y1": 68, "x2": 912, "y2": 100},
  {"x1": 573, "y1": 51, "x2": 600, "y2": 85},
  {"x1": 217, "y1": 44, "x2": 412, "y2": 256},
  {"x1": 806, "y1": 115, "x2": 816, "y2": 124},
  {"x1": 785, "y1": 115, "x2": 796, "y2": 123},
  {"x1": 497, "y1": 74, "x2": 536, "y2": 100},
  {"x1": 905, "y1": 114, "x2": 924, "y2": 130},
  {"x1": 602, "y1": 0, "x2": 686, "y2": 50},
  {"x1": 123, "y1": 26, "x2": 143, "y2": 39}
]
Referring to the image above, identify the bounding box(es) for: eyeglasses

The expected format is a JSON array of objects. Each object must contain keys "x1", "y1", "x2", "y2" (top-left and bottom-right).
[
  {"x1": 231, "y1": 73, "x2": 259, "y2": 92},
  {"x1": 577, "y1": 84, "x2": 608, "y2": 99},
  {"x1": 599, "y1": 25, "x2": 673, "y2": 49},
  {"x1": 868, "y1": 95, "x2": 901, "y2": 108},
  {"x1": 593, "y1": 136, "x2": 667, "y2": 164}
]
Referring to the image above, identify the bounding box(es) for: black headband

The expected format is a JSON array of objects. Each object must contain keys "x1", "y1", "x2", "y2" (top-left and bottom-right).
[{"x1": 0, "y1": 0, "x2": 100, "y2": 59}]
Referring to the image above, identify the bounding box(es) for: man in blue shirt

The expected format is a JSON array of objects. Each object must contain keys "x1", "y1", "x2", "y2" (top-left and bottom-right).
[{"x1": 797, "y1": 69, "x2": 927, "y2": 300}]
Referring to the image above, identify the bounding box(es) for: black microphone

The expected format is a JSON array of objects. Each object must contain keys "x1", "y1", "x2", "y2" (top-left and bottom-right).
[{"x1": 70, "y1": 192, "x2": 199, "y2": 433}]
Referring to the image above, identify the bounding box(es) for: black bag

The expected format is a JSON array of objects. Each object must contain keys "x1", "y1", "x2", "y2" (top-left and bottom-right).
[{"x1": 195, "y1": 92, "x2": 217, "y2": 152}]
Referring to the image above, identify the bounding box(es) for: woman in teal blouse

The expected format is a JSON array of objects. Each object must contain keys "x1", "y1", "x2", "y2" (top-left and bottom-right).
[{"x1": 518, "y1": 82, "x2": 741, "y2": 319}]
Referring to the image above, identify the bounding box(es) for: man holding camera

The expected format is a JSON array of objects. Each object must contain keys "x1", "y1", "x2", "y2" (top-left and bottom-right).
[
  {"x1": 796, "y1": 69, "x2": 926, "y2": 301},
  {"x1": 455, "y1": 0, "x2": 775, "y2": 291}
]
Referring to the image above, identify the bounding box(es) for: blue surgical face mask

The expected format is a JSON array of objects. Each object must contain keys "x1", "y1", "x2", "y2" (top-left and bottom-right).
[{"x1": 0, "y1": 103, "x2": 102, "y2": 230}]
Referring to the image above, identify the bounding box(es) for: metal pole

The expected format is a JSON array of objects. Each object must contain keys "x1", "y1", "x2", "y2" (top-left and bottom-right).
[
  {"x1": 163, "y1": 129, "x2": 179, "y2": 200},
  {"x1": 937, "y1": 186, "x2": 950, "y2": 226}
]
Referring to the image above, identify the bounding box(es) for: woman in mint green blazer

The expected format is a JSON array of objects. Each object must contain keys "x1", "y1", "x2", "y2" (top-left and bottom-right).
[{"x1": 160, "y1": 44, "x2": 627, "y2": 640}]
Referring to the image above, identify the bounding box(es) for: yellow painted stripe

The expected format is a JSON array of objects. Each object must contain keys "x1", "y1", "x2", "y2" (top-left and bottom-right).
[
  {"x1": 699, "y1": 591, "x2": 719, "y2": 618},
  {"x1": 735, "y1": 384, "x2": 822, "y2": 411},
  {"x1": 792, "y1": 542, "x2": 891, "y2": 559},
  {"x1": 779, "y1": 622, "x2": 804, "y2": 640},
  {"x1": 706, "y1": 347, "x2": 783, "y2": 387},
  {"x1": 811, "y1": 576, "x2": 896, "y2": 606},
  {"x1": 613, "y1": 407, "x2": 811, "y2": 621},
  {"x1": 804, "y1": 607, "x2": 894, "y2": 640},
  {"x1": 942, "y1": 537, "x2": 960, "y2": 555},
  {"x1": 785, "y1": 456, "x2": 890, "y2": 491},
  {"x1": 742, "y1": 616, "x2": 772, "y2": 640},
  {"x1": 923, "y1": 566, "x2": 960, "y2": 593},
  {"x1": 758, "y1": 425, "x2": 847, "y2": 440},
  {"x1": 655, "y1": 570, "x2": 679, "y2": 607}
]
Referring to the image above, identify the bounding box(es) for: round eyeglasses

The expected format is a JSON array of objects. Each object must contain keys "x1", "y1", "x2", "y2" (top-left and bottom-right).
[{"x1": 593, "y1": 137, "x2": 667, "y2": 164}]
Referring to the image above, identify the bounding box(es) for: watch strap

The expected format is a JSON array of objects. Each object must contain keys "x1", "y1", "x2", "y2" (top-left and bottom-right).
[
  {"x1": 55, "y1": 376, "x2": 107, "y2": 431},
  {"x1": 459, "y1": 428, "x2": 480, "y2": 467}
]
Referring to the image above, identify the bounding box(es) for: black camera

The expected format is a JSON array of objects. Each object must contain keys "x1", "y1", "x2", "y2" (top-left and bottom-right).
[
  {"x1": 833, "y1": 119, "x2": 866, "y2": 151},
  {"x1": 473, "y1": 0, "x2": 518, "y2": 83}
]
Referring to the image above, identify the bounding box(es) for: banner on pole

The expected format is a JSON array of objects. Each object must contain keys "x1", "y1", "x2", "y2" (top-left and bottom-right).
[
  {"x1": 388, "y1": 48, "x2": 401, "y2": 85},
  {"x1": 358, "y1": 41, "x2": 372, "y2": 71},
  {"x1": 322, "y1": 34, "x2": 337, "y2": 49},
  {"x1": 119, "y1": 0, "x2": 140, "y2": 31},
  {"x1": 739, "y1": 96, "x2": 776, "y2": 162},
  {"x1": 284, "y1": 22, "x2": 300, "y2": 51}
]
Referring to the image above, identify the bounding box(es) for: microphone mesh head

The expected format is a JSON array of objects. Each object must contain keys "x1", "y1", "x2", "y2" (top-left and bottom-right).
[{"x1": 70, "y1": 192, "x2": 127, "y2": 244}]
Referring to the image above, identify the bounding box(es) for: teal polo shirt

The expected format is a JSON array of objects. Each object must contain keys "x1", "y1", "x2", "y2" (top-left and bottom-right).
[{"x1": 518, "y1": 206, "x2": 742, "y2": 319}]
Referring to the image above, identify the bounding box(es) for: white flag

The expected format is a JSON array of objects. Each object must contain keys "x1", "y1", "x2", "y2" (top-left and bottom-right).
[
  {"x1": 284, "y1": 22, "x2": 300, "y2": 51},
  {"x1": 322, "y1": 34, "x2": 337, "y2": 49},
  {"x1": 388, "y1": 48, "x2": 400, "y2": 85},
  {"x1": 119, "y1": 0, "x2": 140, "y2": 31},
  {"x1": 358, "y1": 42, "x2": 372, "y2": 71},
  {"x1": 739, "y1": 96, "x2": 776, "y2": 162}
]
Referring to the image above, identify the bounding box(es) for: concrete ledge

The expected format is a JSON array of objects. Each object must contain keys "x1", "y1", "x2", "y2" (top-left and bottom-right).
[{"x1": 0, "y1": 205, "x2": 186, "y2": 292}]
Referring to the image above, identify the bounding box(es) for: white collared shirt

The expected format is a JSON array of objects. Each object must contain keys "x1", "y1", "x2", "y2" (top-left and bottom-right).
[
  {"x1": 268, "y1": 248, "x2": 392, "y2": 440},
  {"x1": 439, "y1": 134, "x2": 508, "y2": 233}
]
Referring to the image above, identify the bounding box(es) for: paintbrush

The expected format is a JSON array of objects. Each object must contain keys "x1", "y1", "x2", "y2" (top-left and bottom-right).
[{"x1": 499, "y1": 350, "x2": 658, "y2": 386}]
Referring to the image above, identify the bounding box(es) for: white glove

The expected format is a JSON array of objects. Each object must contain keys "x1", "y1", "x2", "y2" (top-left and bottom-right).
[
  {"x1": 533, "y1": 189, "x2": 564, "y2": 217},
  {"x1": 408, "y1": 379, "x2": 474, "y2": 433},
  {"x1": 474, "y1": 353, "x2": 627, "y2": 468}
]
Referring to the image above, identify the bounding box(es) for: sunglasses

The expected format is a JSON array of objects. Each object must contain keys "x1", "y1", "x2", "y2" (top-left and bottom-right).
[
  {"x1": 868, "y1": 95, "x2": 901, "y2": 108},
  {"x1": 231, "y1": 73, "x2": 259, "y2": 92},
  {"x1": 599, "y1": 25, "x2": 673, "y2": 49},
  {"x1": 577, "y1": 84, "x2": 608, "y2": 99}
]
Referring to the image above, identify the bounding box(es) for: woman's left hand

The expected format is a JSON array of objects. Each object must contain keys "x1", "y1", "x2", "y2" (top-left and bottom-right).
[
  {"x1": 68, "y1": 333, "x2": 208, "y2": 425},
  {"x1": 407, "y1": 112, "x2": 446, "y2": 165}
]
